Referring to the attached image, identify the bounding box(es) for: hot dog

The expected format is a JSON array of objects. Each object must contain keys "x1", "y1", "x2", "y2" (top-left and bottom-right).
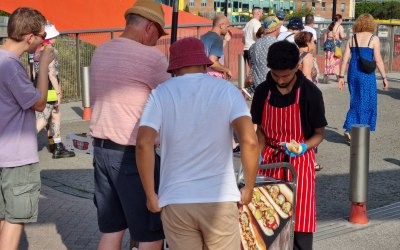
[
  {"x1": 259, "y1": 185, "x2": 293, "y2": 219},
  {"x1": 286, "y1": 139, "x2": 302, "y2": 154},
  {"x1": 247, "y1": 188, "x2": 280, "y2": 236},
  {"x1": 239, "y1": 206, "x2": 267, "y2": 250}
]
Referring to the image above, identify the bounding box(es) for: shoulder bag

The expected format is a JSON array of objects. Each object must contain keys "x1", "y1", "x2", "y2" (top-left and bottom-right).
[{"x1": 354, "y1": 34, "x2": 376, "y2": 73}]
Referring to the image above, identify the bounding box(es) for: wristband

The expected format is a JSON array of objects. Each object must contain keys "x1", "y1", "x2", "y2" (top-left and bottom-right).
[{"x1": 339, "y1": 75, "x2": 344, "y2": 79}]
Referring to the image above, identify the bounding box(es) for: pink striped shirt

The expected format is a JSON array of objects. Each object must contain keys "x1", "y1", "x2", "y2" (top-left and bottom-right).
[{"x1": 89, "y1": 37, "x2": 170, "y2": 145}]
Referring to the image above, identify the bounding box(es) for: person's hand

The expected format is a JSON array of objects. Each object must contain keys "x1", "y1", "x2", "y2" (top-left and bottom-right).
[
  {"x1": 383, "y1": 78, "x2": 389, "y2": 90},
  {"x1": 56, "y1": 92, "x2": 62, "y2": 107},
  {"x1": 225, "y1": 70, "x2": 232, "y2": 80},
  {"x1": 338, "y1": 78, "x2": 345, "y2": 90},
  {"x1": 39, "y1": 45, "x2": 55, "y2": 66},
  {"x1": 281, "y1": 142, "x2": 308, "y2": 157},
  {"x1": 146, "y1": 193, "x2": 161, "y2": 213},
  {"x1": 239, "y1": 185, "x2": 254, "y2": 205}
]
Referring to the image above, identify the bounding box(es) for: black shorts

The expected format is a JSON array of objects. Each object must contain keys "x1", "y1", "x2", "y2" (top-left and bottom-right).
[
  {"x1": 93, "y1": 140, "x2": 163, "y2": 242},
  {"x1": 243, "y1": 50, "x2": 250, "y2": 66}
]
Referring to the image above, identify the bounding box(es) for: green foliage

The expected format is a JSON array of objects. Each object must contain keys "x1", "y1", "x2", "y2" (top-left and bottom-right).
[
  {"x1": 183, "y1": 4, "x2": 190, "y2": 13},
  {"x1": 355, "y1": 1, "x2": 400, "y2": 20},
  {"x1": 286, "y1": 8, "x2": 313, "y2": 20},
  {"x1": 197, "y1": 11, "x2": 203, "y2": 17},
  {"x1": 0, "y1": 10, "x2": 10, "y2": 16}
]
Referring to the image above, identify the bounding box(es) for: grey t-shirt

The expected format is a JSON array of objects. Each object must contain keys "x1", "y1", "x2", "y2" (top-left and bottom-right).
[
  {"x1": 201, "y1": 31, "x2": 225, "y2": 77},
  {"x1": 0, "y1": 49, "x2": 40, "y2": 167}
]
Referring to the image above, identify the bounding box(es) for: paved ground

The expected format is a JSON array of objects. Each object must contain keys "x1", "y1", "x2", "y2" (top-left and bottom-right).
[{"x1": 19, "y1": 73, "x2": 400, "y2": 249}]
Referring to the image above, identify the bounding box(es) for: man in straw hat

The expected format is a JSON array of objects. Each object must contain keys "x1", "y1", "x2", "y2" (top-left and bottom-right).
[
  {"x1": 89, "y1": 0, "x2": 170, "y2": 249},
  {"x1": 249, "y1": 16, "x2": 281, "y2": 88},
  {"x1": 136, "y1": 37, "x2": 259, "y2": 250},
  {"x1": 0, "y1": 7, "x2": 54, "y2": 249}
]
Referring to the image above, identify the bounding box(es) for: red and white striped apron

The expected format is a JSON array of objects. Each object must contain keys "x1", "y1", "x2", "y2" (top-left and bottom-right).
[{"x1": 260, "y1": 87, "x2": 316, "y2": 233}]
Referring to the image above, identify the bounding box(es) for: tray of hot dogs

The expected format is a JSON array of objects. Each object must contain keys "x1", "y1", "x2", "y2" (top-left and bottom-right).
[{"x1": 237, "y1": 162, "x2": 297, "y2": 250}]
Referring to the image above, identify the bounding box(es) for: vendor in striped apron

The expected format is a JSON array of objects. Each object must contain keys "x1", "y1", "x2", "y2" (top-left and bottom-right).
[{"x1": 250, "y1": 41, "x2": 327, "y2": 250}]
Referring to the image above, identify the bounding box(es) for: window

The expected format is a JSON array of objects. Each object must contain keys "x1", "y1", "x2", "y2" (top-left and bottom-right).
[
  {"x1": 331, "y1": 3, "x2": 333, "y2": 11},
  {"x1": 201, "y1": 0, "x2": 206, "y2": 7},
  {"x1": 301, "y1": 1, "x2": 307, "y2": 9},
  {"x1": 340, "y1": 3, "x2": 345, "y2": 12},
  {"x1": 189, "y1": 0, "x2": 194, "y2": 7},
  {"x1": 312, "y1": 2, "x2": 316, "y2": 11},
  {"x1": 322, "y1": 2, "x2": 326, "y2": 11}
]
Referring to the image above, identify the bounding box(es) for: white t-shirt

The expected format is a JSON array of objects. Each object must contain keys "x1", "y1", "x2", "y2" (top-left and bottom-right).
[
  {"x1": 140, "y1": 73, "x2": 250, "y2": 207},
  {"x1": 280, "y1": 25, "x2": 288, "y2": 33},
  {"x1": 277, "y1": 31, "x2": 295, "y2": 43},
  {"x1": 303, "y1": 25, "x2": 317, "y2": 42},
  {"x1": 243, "y1": 18, "x2": 262, "y2": 50}
]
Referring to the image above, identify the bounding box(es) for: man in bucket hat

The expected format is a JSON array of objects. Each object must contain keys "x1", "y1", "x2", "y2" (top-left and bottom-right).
[
  {"x1": 136, "y1": 37, "x2": 259, "y2": 250},
  {"x1": 249, "y1": 16, "x2": 281, "y2": 88},
  {"x1": 89, "y1": 0, "x2": 170, "y2": 249}
]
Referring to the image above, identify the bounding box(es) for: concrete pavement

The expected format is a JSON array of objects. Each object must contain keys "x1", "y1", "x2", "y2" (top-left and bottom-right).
[{"x1": 20, "y1": 73, "x2": 400, "y2": 249}]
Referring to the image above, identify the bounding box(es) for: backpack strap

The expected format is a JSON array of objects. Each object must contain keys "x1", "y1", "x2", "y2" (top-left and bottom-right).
[{"x1": 284, "y1": 33, "x2": 294, "y2": 40}]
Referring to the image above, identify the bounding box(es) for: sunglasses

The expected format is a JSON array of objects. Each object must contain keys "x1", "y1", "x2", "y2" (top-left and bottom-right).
[{"x1": 35, "y1": 32, "x2": 47, "y2": 40}]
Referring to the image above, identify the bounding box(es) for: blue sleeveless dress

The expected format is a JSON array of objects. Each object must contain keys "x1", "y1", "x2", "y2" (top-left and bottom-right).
[{"x1": 343, "y1": 47, "x2": 377, "y2": 131}]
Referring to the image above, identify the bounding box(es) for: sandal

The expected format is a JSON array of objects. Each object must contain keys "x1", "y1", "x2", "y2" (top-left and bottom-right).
[{"x1": 315, "y1": 163, "x2": 324, "y2": 171}]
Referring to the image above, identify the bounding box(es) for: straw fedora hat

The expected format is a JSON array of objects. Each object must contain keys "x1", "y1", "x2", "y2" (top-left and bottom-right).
[{"x1": 124, "y1": 0, "x2": 168, "y2": 36}]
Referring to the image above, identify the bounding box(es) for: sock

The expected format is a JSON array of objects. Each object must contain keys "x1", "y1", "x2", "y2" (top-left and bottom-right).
[{"x1": 53, "y1": 137, "x2": 62, "y2": 144}]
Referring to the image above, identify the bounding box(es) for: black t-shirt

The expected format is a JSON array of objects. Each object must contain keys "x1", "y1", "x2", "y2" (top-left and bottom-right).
[{"x1": 250, "y1": 71, "x2": 328, "y2": 140}]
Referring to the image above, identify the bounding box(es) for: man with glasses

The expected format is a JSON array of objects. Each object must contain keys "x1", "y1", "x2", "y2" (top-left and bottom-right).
[
  {"x1": 201, "y1": 14, "x2": 232, "y2": 79},
  {"x1": 89, "y1": 0, "x2": 170, "y2": 249},
  {"x1": 0, "y1": 7, "x2": 54, "y2": 250}
]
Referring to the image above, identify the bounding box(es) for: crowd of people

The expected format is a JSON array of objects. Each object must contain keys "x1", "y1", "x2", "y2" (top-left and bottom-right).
[{"x1": 0, "y1": 1, "x2": 389, "y2": 250}]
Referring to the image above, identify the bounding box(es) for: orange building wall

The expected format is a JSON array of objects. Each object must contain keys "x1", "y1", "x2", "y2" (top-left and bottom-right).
[{"x1": 0, "y1": 0, "x2": 212, "y2": 31}]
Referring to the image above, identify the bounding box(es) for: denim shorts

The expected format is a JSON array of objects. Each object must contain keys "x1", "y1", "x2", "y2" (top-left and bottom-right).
[
  {"x1": 93, "y1": 144, "x2": 164, "y2": 242},
  {"x1": 0, "y1": 163, "x2": 41, "y2": 223}
]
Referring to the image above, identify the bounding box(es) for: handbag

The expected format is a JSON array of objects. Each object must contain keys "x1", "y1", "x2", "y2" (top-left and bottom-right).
[
  {"x1": 354, "y1": 34, "x2": 376, "y2": 73},
  {"x1": 47, "y1": 90, "x2": 58, "y2": 102},
  {"x1": 334, "y1": 40, "x2": 342, "y2": 58}
]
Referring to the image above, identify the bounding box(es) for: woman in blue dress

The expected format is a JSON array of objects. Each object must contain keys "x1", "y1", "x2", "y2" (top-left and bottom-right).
[{"x1": 338, "y1": 14, "x2": 389, "y2": 142}]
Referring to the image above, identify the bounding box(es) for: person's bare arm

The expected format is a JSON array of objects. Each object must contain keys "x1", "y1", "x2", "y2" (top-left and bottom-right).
[
  {"x1": 305, "y1": 127, "x2": 325, "y2": 149},
  {"x1": 338, "y1": 40, "x2": 351, "y2": 90},
  {"x1": 136, "y1": 126, "x2": 160, "y2": 213},
  {"x1": 232, "y1": 116, "x2": 259, "y2": 205},
  {"x1": 373, "y1": 36, "x2": 389, "y2": 90},
  {"x1": 301, "y1": 54, "x2": 313, "y2": 81},
  {"x1": 31, "y1": 46, "x2": 55, "y2": 111},
  {"x1": 209, "y1": 55, "x2": 232, "y2": 79},
  {"x1": 339, "y1": 25, "x2": 347, "y2": 39},
  {"x1": 255, "y1": 125, "x2": 266, "y2": 154}
]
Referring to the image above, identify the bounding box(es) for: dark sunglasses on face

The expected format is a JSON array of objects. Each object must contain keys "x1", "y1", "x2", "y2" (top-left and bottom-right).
[{"x1": 35, "y1": 32, "x2": 47, "y2": 40}]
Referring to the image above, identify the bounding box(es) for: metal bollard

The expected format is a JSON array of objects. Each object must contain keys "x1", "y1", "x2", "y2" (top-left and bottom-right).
[
  {"x1": 81, "y1": 66, "x2": 91, "y2": 120},
  {"x1": 238, "y1": 54, "x2": 245, "y2": 89},
  {"x1": 349, "y1": 124, "x2": 370, "y2": 224}
]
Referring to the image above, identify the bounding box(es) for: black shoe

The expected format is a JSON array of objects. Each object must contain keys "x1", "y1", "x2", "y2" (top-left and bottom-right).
[{"x1": 53, "y1": 143, "x2": 76, "y2": 159}]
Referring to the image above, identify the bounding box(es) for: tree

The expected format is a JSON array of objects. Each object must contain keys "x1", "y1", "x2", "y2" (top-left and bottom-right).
[
  {"x1": 286, "y1": 8, "x2": 313, "y2": 20},
  {"x1": 355, "y1": 1, "x2": 400, "y2": 20},
  {"x1": 0, "y1": 10, "x2": 10, "y2": 16},
  {"x1": 183, "y1": 4, "x2": 190, "y2": 13}
]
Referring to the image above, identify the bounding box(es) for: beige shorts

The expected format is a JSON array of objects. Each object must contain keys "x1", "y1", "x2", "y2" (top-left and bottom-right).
[{"x1": 161, "y1": 202, "x2": 240, "y2": 250}]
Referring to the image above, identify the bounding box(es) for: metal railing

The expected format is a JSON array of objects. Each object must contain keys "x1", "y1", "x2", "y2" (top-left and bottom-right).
[{"x1": 1, "y1": 21, "x2": 400, "y2": 100}]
